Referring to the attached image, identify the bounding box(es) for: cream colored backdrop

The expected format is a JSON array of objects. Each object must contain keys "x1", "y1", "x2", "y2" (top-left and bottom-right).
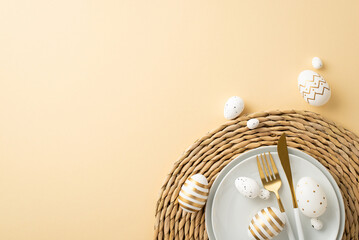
[{"x1": 1, "y1": 0, "x2": 359, "y2": 239}]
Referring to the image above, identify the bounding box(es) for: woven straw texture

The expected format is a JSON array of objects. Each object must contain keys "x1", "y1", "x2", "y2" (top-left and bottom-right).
[{"x1": 154, "y1": 110, "x2": 359, "y2": 240}]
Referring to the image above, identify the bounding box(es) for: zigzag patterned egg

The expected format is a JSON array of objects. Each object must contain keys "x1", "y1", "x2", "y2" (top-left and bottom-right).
[
  {"x1": 248, "y1": 207, "x2": 286, "y2": 240},
  {"x1": 178, "y1": 174, "x2": 209, "y2": 213},
  {"x1": 298, "y1": 70, "x2": 331, "y2": 106}
]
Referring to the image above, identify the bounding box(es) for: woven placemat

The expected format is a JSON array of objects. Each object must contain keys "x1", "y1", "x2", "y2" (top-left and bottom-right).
[{"x1": 154, "y1": 110, "x2": 359, "y2": 240}]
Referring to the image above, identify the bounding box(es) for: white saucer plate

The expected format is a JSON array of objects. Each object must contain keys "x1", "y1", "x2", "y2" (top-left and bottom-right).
[{"x1": 205, "y1": 146, "x2": 345, "y2": 240}]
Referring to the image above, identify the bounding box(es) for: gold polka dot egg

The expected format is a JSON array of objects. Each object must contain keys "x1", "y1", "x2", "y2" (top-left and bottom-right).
[
  {"x1": 248, "y1": 207, "x2": 286, "y2": 240},
  {"x1": 177, "y1": 174, "x2": 209, "y2": 213},
  {"x1": 296, "y1": 177, "x2": 328, "y2": 218}
]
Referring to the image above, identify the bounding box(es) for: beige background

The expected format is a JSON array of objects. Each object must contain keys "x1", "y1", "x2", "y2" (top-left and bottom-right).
[{"x1": 1, "y1": 0, "x2": 359, "y2": 239}]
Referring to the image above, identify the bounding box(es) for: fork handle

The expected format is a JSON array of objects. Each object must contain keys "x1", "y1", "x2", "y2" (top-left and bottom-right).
[
  {"x1": 283, "y1": 212, "x2": 296, "y2": 240},
  {"x1": 275, "y1": 193, "x2": 296, "y2": 240},
  {"x1": 275, "y1": 193, "x2": 285, "y2": 213}
]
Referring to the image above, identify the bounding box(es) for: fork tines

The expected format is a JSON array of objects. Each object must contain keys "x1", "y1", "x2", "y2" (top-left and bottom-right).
[{"x1": 256, "y1": 152, "x2": 279, "y2": 182}]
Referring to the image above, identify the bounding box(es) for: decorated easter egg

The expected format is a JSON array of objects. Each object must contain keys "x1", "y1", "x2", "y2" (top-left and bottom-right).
[
  {"x1": 312, "y1": 57, "x2": 323, "y2": 69},
  {"x1": 298, "y1": 70, "x2": 331, "y2": 106},
  {"x1": 178, "y1": 174, "x2": 209, "y2": 213},
  {"x1": 248, "y1": 207, "x2": 286, "y2": 240},
  {"x1": 224, "y1": 96, "x2": 244, "y2": 120},
  {"x1": 311, "y1": 218, "x2": 323, "y2": 230},
  {"x1": 235, "y1": 177, "x2": 260, "y2": 199},
  {"x1": 259, "y1": 189, "x2": 270, "y2": 200},
  {"x1": 296, "y1": 177, "x2": 328, "y2": 218},
  {"x1": 247, "y1": 118, "x2": 259, "y2": 129}
]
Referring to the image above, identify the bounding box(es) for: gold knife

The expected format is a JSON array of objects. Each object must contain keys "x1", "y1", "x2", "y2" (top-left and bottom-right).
[{"x1": 277, "y1": 133, "x2": 305, "y2": 240}]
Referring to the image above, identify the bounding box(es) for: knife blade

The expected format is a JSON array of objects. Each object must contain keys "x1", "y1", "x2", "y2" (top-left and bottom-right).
[
  {"x1": 277, "y1": 133, "x2": 297, "y2": 208},
  {"x1": 278, "y1": 133, "x2": 305, "y2": 240}
]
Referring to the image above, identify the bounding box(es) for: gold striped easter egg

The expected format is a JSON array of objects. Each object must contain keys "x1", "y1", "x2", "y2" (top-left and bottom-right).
[
  {"x1": 248, "y1": 207, "x2": 286, "y2": 240},
  {"x1": 178, "y1": 174, "x2": 209, "y2": 213}
]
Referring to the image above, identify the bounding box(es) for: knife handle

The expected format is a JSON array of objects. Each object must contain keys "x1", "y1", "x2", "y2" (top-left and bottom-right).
[
  {"x1": 294, "y1": 208, "x2": 305, "y2": 240},
  {"x1": 284, "y1": 212, "x2": 296, "y2": 240}
]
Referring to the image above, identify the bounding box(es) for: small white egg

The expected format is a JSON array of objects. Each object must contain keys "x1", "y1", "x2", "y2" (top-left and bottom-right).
[
  {"x1": 312, "y1": 57, "x2": 323, "y2": 69},
  {"x1": 296, "y1": 177, "x2": 327, "y2": 218},
  {"x1": 247, "y1": 118, "x2": 259, "y2": 129},
  {"x1": 224, "y1": 96, "x2": 244, "y2": 120},
  {"x1": 235, "y1": 177, "x2": 260, "y2": 199},
  {"x1": 259, "y1": 188, "x2": 270, "y2": 200},
  {"x1": 178, "y1": 174, "x2": 209, "y2": 213},
  {"x1": 311, "y1": 218, "x2": 323, "y2": 230},
  {"x1": 248, "y1": 207, "x2": 286, "y2": 240}
]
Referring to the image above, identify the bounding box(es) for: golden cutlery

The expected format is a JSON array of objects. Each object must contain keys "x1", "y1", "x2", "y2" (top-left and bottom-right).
[
  {"x1": 256, "y1": 152, "x2": 296, "y2": 240},
  {"x1": 278, "y1": 133, "x2": 305, "y2": 240}
]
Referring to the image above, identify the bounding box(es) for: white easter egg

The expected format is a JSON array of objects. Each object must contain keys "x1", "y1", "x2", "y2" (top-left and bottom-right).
[
  {"x1": 224, "y1": 96, "x2": 244, "y2": 120},
  {"x1": 178, "y1": 174, "x2": 209, "y2": 213},
  {"x1": 298, "y1": 70, "x2": 331, "y2": 106},
  {"x1": 312, "y1": 57, "x2": 323, "y2": 69},
  {"x1": 311, "y1": 218, "x2": 323, "y2": 230},
  {"x1": 259, "y1": 188, "x2": 270, "y2": 200},
  {"x1": 235, "y1": 177, "x2": 260, "y2": 199},
  {"x1": 296, "y1": 177, "x2": 328, "y2": 218},
  {"x1": 247, "y1": 118, "x2": 259, "y2": 129},
  {"x1": 248, "y1": 207, "x2": 286, "y2": 240}
]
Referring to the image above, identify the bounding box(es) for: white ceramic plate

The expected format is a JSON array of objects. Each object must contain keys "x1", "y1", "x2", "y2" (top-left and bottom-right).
[
  {"x1": 212, "y1": 153, "x2": 340, "y2": 239},
  {"x1": 205, "y1": 146, "x2": 345, "y2": 240}
]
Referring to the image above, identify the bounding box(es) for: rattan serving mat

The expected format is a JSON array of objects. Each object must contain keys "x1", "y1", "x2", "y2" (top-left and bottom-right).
[{"x1": 154, "y1": 110, "x2": 359, "y2": 240}]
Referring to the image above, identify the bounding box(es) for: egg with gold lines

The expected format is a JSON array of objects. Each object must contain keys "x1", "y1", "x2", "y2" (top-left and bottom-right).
[
  {"x1": 178, "y1": 174, "x2": 209, "y2": 213},
  {"x1": 298, "y1": 70, "x2": 331, "y2": 106},
  {"x1": 248, "y1": 207, "x2": 286, "y2": 240}
]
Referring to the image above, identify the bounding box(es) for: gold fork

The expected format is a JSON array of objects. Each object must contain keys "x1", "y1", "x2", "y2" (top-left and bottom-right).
[{"x1": 256, "y1": 152, "x2": 296, "y2": 240}]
